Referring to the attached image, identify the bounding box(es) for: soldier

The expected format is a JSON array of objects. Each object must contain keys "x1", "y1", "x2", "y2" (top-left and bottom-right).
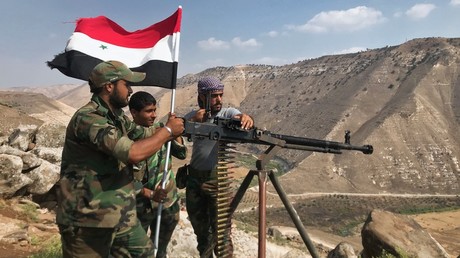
[
  {"x1": 56, "y1": 60, "x2": 184, "y2": 258},
  {"x1": 129, "y1": 91, "x2": 187, "y2": 258},
  {"x1": 184, "y1": 77, "x2": 254, "y2": 257}
]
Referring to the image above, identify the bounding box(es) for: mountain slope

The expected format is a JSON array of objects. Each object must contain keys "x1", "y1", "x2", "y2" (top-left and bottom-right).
[
  {"x1": 170, "y1": 37, "x2": 460, "y2": 195},
  {"x1": 8, "y1": 37, "x2": 460, "y2": 195}
]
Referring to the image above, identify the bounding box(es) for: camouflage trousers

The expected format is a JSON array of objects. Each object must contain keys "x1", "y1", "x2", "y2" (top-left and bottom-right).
[
  {"x1": 59, "y1": 220, "x2": 154, "y2": 258},
  {"x1": 137, "y1": 199, "x2": 180, "y2": 258},
  {"x1": 186, "y1": 176, "x2": 234, "y2": 258}
]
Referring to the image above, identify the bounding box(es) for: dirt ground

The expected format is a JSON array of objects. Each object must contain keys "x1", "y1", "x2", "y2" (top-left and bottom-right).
[
  {"x1": 0, "y1": 193, "x2": 459, "y2": 258},
  {"x1": 411, "y1": 210, "x2": 460, "y2": 257},
  {"x1": 0, "y1": 199, "x2": 58, "y2": 258},
  {"x1": 234, "y1": 190, "x2": 460, "y2": 257},
  {"x1": 0, "y1": 105, "x2": 43, "y2": 136},
  {"x1": 0, "y1": 137, "x2": 458, "y2": 257}
]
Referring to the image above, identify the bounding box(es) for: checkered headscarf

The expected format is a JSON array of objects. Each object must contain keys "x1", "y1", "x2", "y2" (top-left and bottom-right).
[{"x1": 197, "y1": 77, "x2": 224, "y2": 94}]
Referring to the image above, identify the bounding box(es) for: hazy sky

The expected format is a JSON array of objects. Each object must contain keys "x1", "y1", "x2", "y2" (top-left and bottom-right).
[{"x1": 1, "y1": 0, "x2": 459, "y2": 88}]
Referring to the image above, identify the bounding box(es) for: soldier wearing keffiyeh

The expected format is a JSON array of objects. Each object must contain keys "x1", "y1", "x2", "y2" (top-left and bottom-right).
[{"x1": 184, "y1": 77, "x2": 254, "y2": 257}]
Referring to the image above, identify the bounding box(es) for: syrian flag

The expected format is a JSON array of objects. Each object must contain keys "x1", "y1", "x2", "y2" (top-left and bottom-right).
[{"x1": 47, "y1": 7, "x2": 182, "y2": 89}]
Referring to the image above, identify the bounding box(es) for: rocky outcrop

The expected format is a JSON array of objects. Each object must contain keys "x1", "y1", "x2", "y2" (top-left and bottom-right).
[
  {"x1": 361, "y1": 209, "x2": 450, "y2": 258},
  {"x1": 0, "y1": 124, "x2": 63, "y2": 198}
]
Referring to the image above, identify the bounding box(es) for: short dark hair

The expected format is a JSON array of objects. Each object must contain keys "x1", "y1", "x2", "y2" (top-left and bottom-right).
[
  {"x1": 89, "y1": 80, "x2": 103, "y2": 94},
  {"x1": 129, "y1": 91, "x2": 157, "y2": 111}
]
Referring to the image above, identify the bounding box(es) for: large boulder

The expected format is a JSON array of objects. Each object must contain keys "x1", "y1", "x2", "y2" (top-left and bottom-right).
[
  {"x1": 26, "y1": 159, "x2": 60, "y2": 195},
  {"x1": 361, "y1": 209, "x2": 450, "y2": 258},
  {"x1": 35, "y1": 122, "x2": 66, "y2": 148}
]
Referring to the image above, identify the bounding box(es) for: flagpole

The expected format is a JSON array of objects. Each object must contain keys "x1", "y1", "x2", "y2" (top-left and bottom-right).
[{"x1": 153, "y1": 6, "x2": 181, "y2": 256}]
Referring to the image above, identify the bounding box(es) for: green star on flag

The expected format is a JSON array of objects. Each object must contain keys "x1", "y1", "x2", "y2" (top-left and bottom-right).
[{"x1": 99, "y1": 44, "x2": 107, "y2": 50}]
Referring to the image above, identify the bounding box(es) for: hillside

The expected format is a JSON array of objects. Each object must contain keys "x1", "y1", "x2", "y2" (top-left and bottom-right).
[
  {"x1": 7, "y1": 37, "x2": 459, "y2": 195},
  {"x1": 0, "y1": 91, "x2": 75, "y2": 135},
  {"x1": 167, "y1": 37, "x2": 460, "y2": 195}
]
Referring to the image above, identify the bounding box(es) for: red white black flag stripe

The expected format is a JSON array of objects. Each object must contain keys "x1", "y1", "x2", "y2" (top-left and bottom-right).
[{"x1": 48, "y1": 7, "x2": 182, "y2": 89}]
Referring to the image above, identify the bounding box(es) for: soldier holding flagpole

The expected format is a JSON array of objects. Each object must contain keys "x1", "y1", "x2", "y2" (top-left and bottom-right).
[
  {"x1": 56, "y1": 60, "x2": 184, "y2": 257},
  {"x1": 49, "y1": 7, "x2": 184, "y2": 258}
]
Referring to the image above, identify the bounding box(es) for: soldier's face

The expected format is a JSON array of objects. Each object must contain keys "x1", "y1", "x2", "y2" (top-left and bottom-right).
[
  {"x1": 210, "y1": 91, "x2": 223, "y2": 113},
  {"x1": 110, "y1": 80, "x2": 132, "y2": 109},
  {"x1": 131, "y1": 103, "x2": 157, "y2": 127},
  {"x1": 199, "y1": 90, "x2": 223, "y2": 114}
]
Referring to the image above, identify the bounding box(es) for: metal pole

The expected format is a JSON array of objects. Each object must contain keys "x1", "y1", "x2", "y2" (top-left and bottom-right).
[
  {"x1": 153, "y1": 87, "x2": 175, "y2": 255},
  {"x1": 152, "y1": 8, "x2": 182, "y2": 255},
  {"x1": 269, "y1": 172, "x2": 320, "y2": 258},
  {"x1": 258, "y1": 171, "x2": 268, "y2": 258},
  {"x1": 153, "y1": 63, "x2": 179, "y2": 257}
]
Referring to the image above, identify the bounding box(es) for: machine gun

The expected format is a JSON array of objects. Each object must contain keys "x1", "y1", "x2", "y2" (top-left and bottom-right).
[
  {"x1": 183, "y1": 117, "x2": 373, "y2": 155},
  {"x1": 182, "y1": 117, "x2": 373, "y2": 258}
]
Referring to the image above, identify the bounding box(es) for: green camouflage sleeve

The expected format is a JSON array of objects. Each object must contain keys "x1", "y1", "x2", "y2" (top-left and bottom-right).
[
  {"x1": 171, "y1": 137, "x2": 187, "y2": 160},
  {"x1": 73, "y1": 110, "x2": 160, "y2": 165},
  {"x1": 73, "y1": 112, "x2": 133, "y2": 163}
]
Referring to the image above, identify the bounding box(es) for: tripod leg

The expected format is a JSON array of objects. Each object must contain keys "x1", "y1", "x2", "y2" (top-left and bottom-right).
[
  {"x1": 268, "y1": 172, "x2": 320, "y2": 258},
  {"x1": 229, "y1": 170, "x2": 256, "y2": 213}
]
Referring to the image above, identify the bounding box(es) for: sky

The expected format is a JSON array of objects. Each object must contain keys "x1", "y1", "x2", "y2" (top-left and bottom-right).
[{"x1": 1, "y1": 0, "x2": 459, "y2": 88}]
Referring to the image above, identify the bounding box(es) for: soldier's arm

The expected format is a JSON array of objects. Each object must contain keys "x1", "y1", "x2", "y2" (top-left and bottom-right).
[{"x1": 129, "y1": 114, "x2": 184, "y2": 164}]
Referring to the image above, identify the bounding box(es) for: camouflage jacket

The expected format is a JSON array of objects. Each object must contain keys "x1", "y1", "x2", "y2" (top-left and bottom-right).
[
  {"x1": 134, "y1": 122, "x2": 187, "y2": 209},
  {"x1": 56, "y1": 94, "x2": 156, "y2": 228}
]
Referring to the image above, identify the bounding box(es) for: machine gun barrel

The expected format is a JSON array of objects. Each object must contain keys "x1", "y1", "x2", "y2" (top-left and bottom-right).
[{"x1": 264, "y1": 132, "x2": 373, "y2": 154}]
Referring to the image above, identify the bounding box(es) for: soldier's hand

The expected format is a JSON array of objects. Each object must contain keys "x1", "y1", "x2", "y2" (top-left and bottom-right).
[
  {"x1": 234, "y1": 113, "x2": 254, "y2": 130},
  {"x1": 146, "y1": 187, "x2": 168, "y2": 203},
  {"x1": 165, "y1": 113, "x2": 184, "y2": 137},
  {"x1": 192, "y1": 109, "x2": 207, "y2": 123},
  {"x1": 201, "y1": 180, "x2": 217, "y2": 196}
]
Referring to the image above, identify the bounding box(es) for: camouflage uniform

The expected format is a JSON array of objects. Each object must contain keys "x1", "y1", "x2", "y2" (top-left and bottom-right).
[
  {"x1": 184, "y1": 107, "x2": 240, "y2": 257},
  {"x1": 134, "y1": 122, "x2": 187, "y2": 258},
  {"x1": 57, "y1": 93, "x2": 156, "y2": 258}
]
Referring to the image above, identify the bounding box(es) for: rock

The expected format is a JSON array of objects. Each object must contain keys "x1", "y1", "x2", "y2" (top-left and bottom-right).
[
  {"x1": 30, "y1": 146, "x2": 62, "y2": 164},
  {"x1": 361, "y1": 209, "x2": 450, "y2": 258},
  {"x1": 0, "y1": 125, "x2": 61, "y2": 198},
  {"x1": 327, "y1": 242, "x2": 357, "y2": 258},
  {"x1": 0, "y1": 145, "x2": 42, "y2": 170},
  {"x1": 0, "y1": 136, "x2": 8, "y2": 145},
  {"x1": 4, "y1": 230, "x2": 29, "y2": 243},
  {"x1": 0, "y1": 154, "x2": 32, "y2": 198},
  {"x1": 26, "y1": 160, "x2": 60, "y2": 195},
  {"x1": 282, "y1": 249, "x2": 311, "y2": 258},
  {"x1": 35, "y1": 122, "x2": 66, "y2": 148},
  {"x1": 268, "y1": 225, "x2": 301, "y2": 242},
  {"x1": 8, "y1": 125, "x2": 37, "y2": 151}
]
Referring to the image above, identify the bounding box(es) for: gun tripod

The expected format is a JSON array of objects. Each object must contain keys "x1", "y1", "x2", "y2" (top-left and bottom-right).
[
  {"x1": 183, "y1": 118, "x2": 373, "y2": 257},
  {"x1": 228, "y1": 135, "x2": 320, "y2": 258}
]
